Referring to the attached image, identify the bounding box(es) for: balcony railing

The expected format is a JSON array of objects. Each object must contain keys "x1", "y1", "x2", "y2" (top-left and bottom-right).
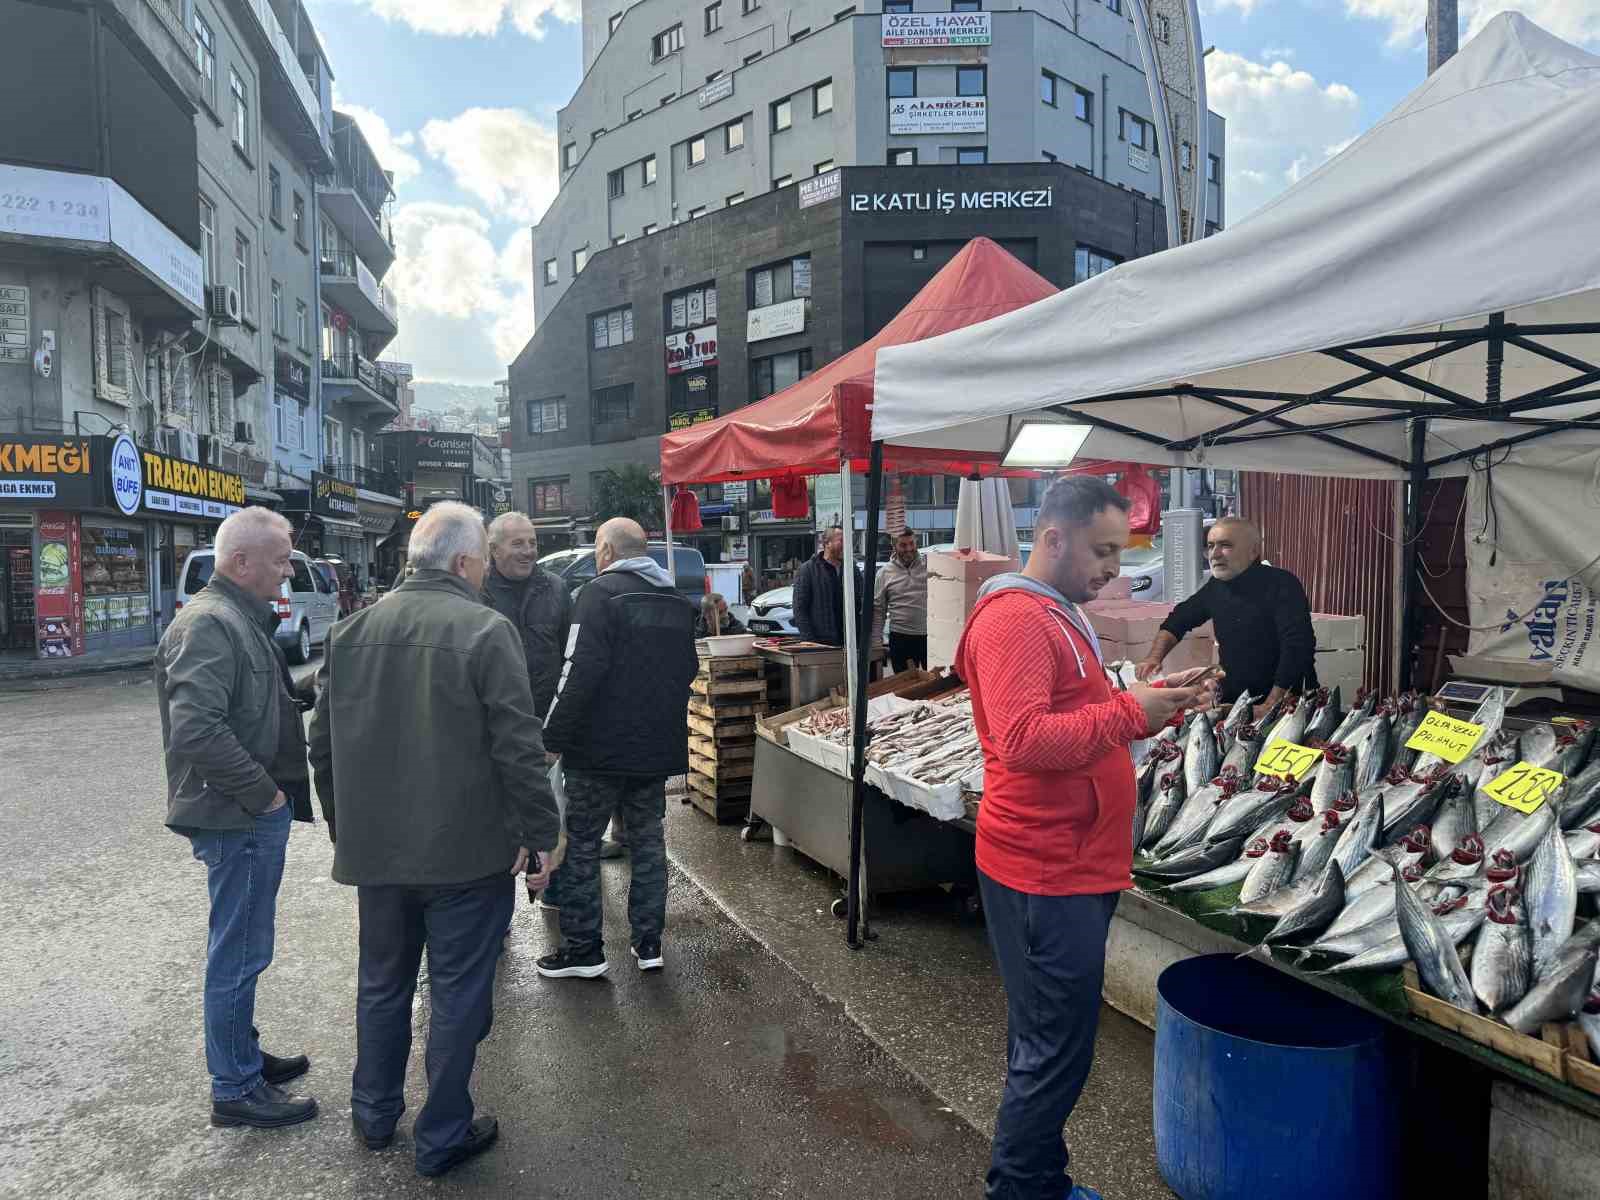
[
  {"x1": 326, "y1": 163, "x2": 396, "y2": 248},
  {"x1": 242, "y1": 0, "x2": 329, "y2": 159},
  {"x1": 322, "y1": 461, "x2": 402, "y2": 496},
  {"x1": 323, "y1": 353, "x2": 399, "y2": 404},
  {"x1": 320, "y1": 251, "x2": 398, "y2": 324}
]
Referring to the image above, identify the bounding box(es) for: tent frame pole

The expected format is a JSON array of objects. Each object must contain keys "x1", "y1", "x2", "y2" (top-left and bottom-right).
[
  {"x1": 1398, "y1": 420, "x2": 1428, "y2": 692},
  {"x1": 847, "y1": 443, "x2": 885, "y2": 949},
  {"x1": 662, "y1": 485, "x2": 675, "y2": 579}
]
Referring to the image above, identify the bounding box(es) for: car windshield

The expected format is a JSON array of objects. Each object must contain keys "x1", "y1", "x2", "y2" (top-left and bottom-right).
[{"x1": 538, "y1": 551, "x2": 583, "y2": 573}]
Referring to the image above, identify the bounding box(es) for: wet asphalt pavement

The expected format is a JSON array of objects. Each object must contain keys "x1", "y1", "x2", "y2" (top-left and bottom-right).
[{"x1": 0, "y1": 671, "x2": 993, "y2": 1199}]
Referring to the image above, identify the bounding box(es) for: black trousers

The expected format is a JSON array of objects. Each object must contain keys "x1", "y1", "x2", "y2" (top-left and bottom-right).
[
  {"x1": 888, "y1": 631, "x2": 928, "y2": 673},
  {"x1": 352, "y1": 875, "x2": 514, "y2": 1171}
]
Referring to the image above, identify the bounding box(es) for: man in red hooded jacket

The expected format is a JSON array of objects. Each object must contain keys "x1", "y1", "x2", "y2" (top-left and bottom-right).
[{"x1": 957, "y1": 476, "x2": 1207, "y2": 1200}]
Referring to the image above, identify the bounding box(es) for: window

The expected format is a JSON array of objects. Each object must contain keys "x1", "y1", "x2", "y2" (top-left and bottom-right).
[
  {"x1": 628, "y1": 109, "x2": 644, "y2": 122},
  {"x1": 662, "y1": 93, "x2": 676, "y2": 104},
  {"x1": 772, "y1": 174, "x2": 793, "y2": 190},
  {"x1": 592, "y1": 384, "x2": 636, "y2": 424},
  {"x1": 906, "y1": 476, "x2": 934, "y2": 505},
  {"x1": 725, "y1": 118, "x2": 745, "y2": 151},
  {"x1": 1041, "y1": 70, "x2": 1058, "y2": 107},
  {"x1": 813, "y1": 159, "x2": 835, "y2": 176},
  {"x1": 642, "y1": 155, "x2": 658, "y2": 185},
  {"x1": 234, "y1": 233, "x2": 253, "y2": 319},
  {"x1": 1075, "y1": 87, "x2": 1093, "y2": 123},
  {"x1": 727, "y1": 191, "x2": 745, "y2": 205},
  {"x1": 194, "y1": 13, "x2": 215, "y2": 104},
  {"x1": 1120, "y1": 110, "x2": 1154, "y2": 150},
  {"x1": 643, "y1": 223, "x2": 659, "y2": 236},
  {"x1": 689, "y1": 205, "x2": 707, "y2": 219},
  {"x1": 531, "y1": 478, "x2": 571, "y2": 514},
  {"x1": 1207, "y1": 154, "x2": 1221, "y2": 184},
  {"x1": 744, "y1": 51, "x2": 762, "y2": 65},
  {"x1": 956, "y1": 66, "x2": 986, "y2": 96},
  {"x1": 791, "y1": 27, "x2": 811, "y2": 41},
  {"x1": 705, "y1": 1, "x2": 722, "y2": 31},
  {"x1": 543, "y1": 258, "x2": 559, "y2": 286},
  {"x1": 271, "y1": 280, "x2": 283, "y2": 335},
  {"x1": 884, "y1": 0, "x2": 911, "y2": 11},
  {"x1": 92, "y1": 287, "x2": 132, "y2": 404},
  {"x1": 751, "y1": 349, "x2": 813, "y2": 401},
  {"x1": 612, "y1": 234, "x2": 627, "y2": 246},
  {"x1": 834, "y1": 5, "x2": 856, "y2": 19},
  {"x1": 608, "y1": 168, "x2": 625, "y2": 198},
  {"x1": 1074, "y1": 244, "x2": 1122, "y2": 282},
  {"x1": 268, "y1": 166, "x2": 282, "y2": 223},
  {"x1": 1158, "y1": 13, "x2": 1170, "y2": 41},
  {"x1": 198, "y1": 196, "x2": 216, "y2": 285},
  {"x1": 276, "y1": 387, "x2": 304, "y2": 450},
  {"x1": 952, "y1": 0, "x2": 981, "y2": 9},
  {"x1": 527, "y1": 398, "x2": 569, "y2": 434},
  {"x1": 1042, "y1": 150, "x2": 1058, "y2": 162},
  {"x1": 591, "y1": 305, "x2": 635, "y2": 349},
  {"x1": 887, "y1": 68, "x2": 916, "y2": 98},
  {"x1": 772, "y1": 97, "x2": 792, "y2": 133},
  {"x1": 742, "y1": 0, "x2": 759, "y2": 12},
  {"x1": 291, "y1": 192, "x2": 306, "y2": 247},
  {"x1": 750, "y1": 254, "x2": 810, "y2": 306},
  {"x1": 230, "y1": 69, "x2": 250, "y2": 156},
  {"x1": 320, "y1": 214, "x2": 337, "y2": 262},
  {"x1": 707, "y1": 70, "x2": 724, "y2": 82},
  {"x1": 1105, "y1": 0, "x2": 1121, "y2": 13},
  {"x1": 652, "y1": 24, "x2": 683, "y2": 59},
  {"x1": 814, "y1": 79, "x2": 833, "y2": 116},
  {"x1": 610, "y1": 11, "x2": 623, "y2": 33},
  {"x1": 686, "y1": 135, "x2": 706, "y2": 167},
  {"x1": 957, "y1": 147, "x2": 987, "y2": 164},
  {"x1": 563, "y1": 141, "x2": 578, "y2": 170},
  {"x1": 1180, "y1": 142, "x2": 1193, "y2": 171},
  {"x1": 295, "y1": 300, "x2": 310, "y2": 350},
  {"x1": 667, "y1": 284, "x2": 717, "y2": 330},
  {"x1": 591, "y1": 128, "x2": 607, "y2": 143},
  {"x1": 573, "y1": 246, "x2": 589, "y2": 274},
  {"x1": 889, "y1": 148, "x2": 916, "y2": 166}
]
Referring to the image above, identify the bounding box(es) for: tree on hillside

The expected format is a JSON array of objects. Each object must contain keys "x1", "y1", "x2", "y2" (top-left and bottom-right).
[{"x1": 590, "y1": 464, "x2": 662, "y2": 529}]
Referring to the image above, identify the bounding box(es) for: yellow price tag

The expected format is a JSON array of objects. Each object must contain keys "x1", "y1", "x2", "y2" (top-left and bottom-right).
[
  {"x1": 1482, "y1": 761, "x2": 1565, "y2": 815},
  {"x1": 1255, "y1": 738, "x2": 1321, "y2": 781},
  {"x1": 1404, "y1": 711, "x2": 1486, "y2": 765}
]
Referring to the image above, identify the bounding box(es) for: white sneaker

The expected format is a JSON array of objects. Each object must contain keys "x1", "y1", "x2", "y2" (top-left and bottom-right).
[{"x1": 631, "y1": 941, "x2": 664, "y2": 971}]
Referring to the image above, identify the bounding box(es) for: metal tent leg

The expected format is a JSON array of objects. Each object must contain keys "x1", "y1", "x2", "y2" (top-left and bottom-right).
[{"x1": 846, "y1": 443, "x2": 885, "y2": 948}]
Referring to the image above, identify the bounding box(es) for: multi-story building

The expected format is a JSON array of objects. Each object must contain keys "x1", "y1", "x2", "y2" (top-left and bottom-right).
[{"x1": 511, "y1": 0, "x2": 1225, "y2": 572}]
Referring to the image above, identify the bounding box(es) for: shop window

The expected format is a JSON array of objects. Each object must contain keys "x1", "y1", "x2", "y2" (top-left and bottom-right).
[
  {"x1": 528, "y1": 397, "x2": 569, "y2": 434},
  {"x1": 92, "y1": 287, "x2": 132, "y2": 405},
  {"x1": 887, "y1": 67, "x2": 916, "y2": 98},
  {"x1": 943, "y1": 475, "x2": 963, "y2": 504},
  {"x1": 669, "y1": 367, "x2": 719, "y2": 429},
  {"x1": 1075, "y1": 244, "x2": 1122, "y2": 282},
  {"x1": 751, "y1": 348, "x2": 813, "y2": 401},
  {"x1": 532, "y1": 478, "x2": 571, "y2": 514},
  {"x1": 905, "y1": 476, "x2": 934, "y2": 505},
  {"x1": 725, "y1": 118, "x2": 745, "y2": 151},
  {"x1": 957, "y1": 67, "x2": 986, "y2": 97},
  {"x1": 81, "y1": 524, "x2": 151, "y2": 640},
  {"x1": 749, "y1": 254, "x2": 811, "y2": 307},
  {"x1": 592, "y1": 383, "x2": 636, "y2": 424},
  {"x1": 667, "y1": 282, "x2": 718, "y2": 331},
  {"x1": 592, "y1": 305, "x2": 635, "y2": 349}
]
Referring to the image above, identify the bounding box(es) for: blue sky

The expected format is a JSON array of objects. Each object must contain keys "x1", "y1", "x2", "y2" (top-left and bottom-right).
[{"x1": 304, "y1": 1, "x2": 1598, "y2": 385}]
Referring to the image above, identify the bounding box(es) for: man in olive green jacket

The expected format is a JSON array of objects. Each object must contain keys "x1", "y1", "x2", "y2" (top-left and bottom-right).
[{"x1": 308, "y1": 501, "x2": 560, "y2": 1178}]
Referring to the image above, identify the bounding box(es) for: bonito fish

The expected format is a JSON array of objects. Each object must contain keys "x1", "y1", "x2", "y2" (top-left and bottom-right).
[
  {"x1": 1393, "y1": 860, "x2": 1478, "y2": 1013},
  {"x1": 1504, "y1": 924, "x2": 1600, "y2": 1035},
  {"x1": 1470, "y1": 885, "x2": 1531, "y2": 1014},
  {"x1": 1524, "y1": 820, "x2": 1578, "y2": 982},
  {"x1": 1239, "y1": 830, "x2": 1301, "y2": 904}
]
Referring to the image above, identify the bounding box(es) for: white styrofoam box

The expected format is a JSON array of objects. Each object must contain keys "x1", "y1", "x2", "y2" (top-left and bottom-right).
[
  {"x1": 927, "y1": 612, "x2": 966, "y2": 671},
  {"x1": 1312, "y1": 613, "x2": 1366, "y2": 652},
  {"x1": 926, "y1": 550, "x2": 1016, "y2": 670},
  {"x1": 1316, "y1": 648, "x2": 1365, "y2": 694}
]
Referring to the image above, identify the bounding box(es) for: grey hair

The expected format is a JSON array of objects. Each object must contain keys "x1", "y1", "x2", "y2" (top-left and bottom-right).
[
  {"x1": 487, "y1": 510, "x2": 536, "y2": 548},
  {"x1": 215, "y1": 506, "x2": 291, "y2": 563},
  {"x1": 408, "y1": 501, "x2": 487, "y2": 571}
]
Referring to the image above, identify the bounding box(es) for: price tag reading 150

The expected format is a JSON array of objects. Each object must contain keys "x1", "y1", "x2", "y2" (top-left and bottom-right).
[
  {"x1": 1255, "y1": 738, "x2": 1321, "y2": 781},
  {"x1": 1482, "y1": 761, "x2": 1565, "y2": 815}
]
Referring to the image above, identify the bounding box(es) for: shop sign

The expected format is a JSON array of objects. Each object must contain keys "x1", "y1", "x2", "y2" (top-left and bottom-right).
[
  {"x1": 275, "y1": 351, "x2": 310, "y2": 403},
  {"x1": 747, "y1": 298, "x2": 807, "y2": 343},
  {"x1": 666, "y1": 325, "x2": 718, "y2": 374},
  {"x1": 722, "y1": 480, "x2": 749, "y2": 503},
  {"x1": 312, "y1": 471, "x2": 361, "y2": 520},
  {"x1": 888, "y1": 96, "x2": 986, "y2": 135},
  {"x1": 409, "y1": 433, "x2": 474, "y2": 472},
  {"x1": 140, "y1": 446, "x2": 245, "y2": 519},
  {"x1": 881, "y1": 12, "x2": 991, "y2": 45},
  {"x1": 33, "y1": 511, "x2": 84, "y2": 659},
  {"x1": 750, "y1": 508, "x2": 808, "y2": 524},
  {"x1": 0, "y1": 436, "x2": 96, "y2": 506},
  {"x1": 848, "y1": 184, "x2": 1055, "y2": 214},
  {"x1": 1129, "y1": 146, "x2": 1151, "y2": 174},
  {"x1": 106, "y1": 433, "x2": 144, "y2": 516},
  {"x1": 698, "y1": 75, "x2": 734, "y2": 108},
  {"x1": 0, "y1": 285, "x2": 29, "y2": 363},
  {"x1": 668, "y1": 405, "x2": 718, "y2": 431},
  {"x1": 798, "y1": 170, "x2": 842, "y2": 210}
]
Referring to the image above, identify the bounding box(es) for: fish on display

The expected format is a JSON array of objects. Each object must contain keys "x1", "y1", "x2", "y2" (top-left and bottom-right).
[
  {"x1": 1503, "y1": 927, "x2": 1600, "y2": 1035},
  {"x1": 1238, "y1": 830, "x2": 1302, "y2": 903},
  {"x1": 1291, "y1": 807, "x2": 1350, "y2": 884},
  {"x1": 1520, "y1": 724, "x2": 1559, "y2": 769},
  {"x1": 1140, "y1": 770, "x2": 1188, "y2": 853},
  {"x1": 1565, "y1": 825, "x2": 1600, "y2": 861},
  {"x1": 1303, "y1": 688, "x2": 1342, "y2": 746},
  {"x1": 1328, "y1": 786, "x2": 1386, "y2": 884},
  {"x1": 1471, "y1": 735, "x2": 1522, "y2": 830},
  {"x1": 1428, "y1": 796, "x2": 1559, "y2": 885},
  {"x1": 1393, "y1": 860, "x2": 1478, "y2": 1013},
  {"x1": 1220, "y1": 691, "x2": 1257, "y2": 744},
  {"x1": 1390, "y1": 696, "x2": 1428, "y2": 775},
  {"x1": 1552, "y1": 723, "x2": 1596, "y2": 776},
  {"x1": 1557, "y1": 761, "x2": 1600, "y2": 830},
  {"x1": 1263, "y1": 697, "x2": 1310, "y2": 751},
  {"x1": 1380, "y1": 769, "x2": 1454, "y2": 845},
  {"x1": 1138, "y1": 836, "x2": 1247, "y2": 882},
  {"x1": 1182, "y1": 711, "x2": 1221, "y2": 799},
  {"x1": 1308, "y1": 746, "x2": 1357, "y2": 815},
  {"x1": 1205, "y1": 777, "x2": 1298, "y2": 846},
  {"x1": 1353, "y1": 715, "x2": 1394, "y2": 792},
  {"x1": 1577, "y1": 862, "x2": 1600, "y2": 894},
  {"x1": 1524, "y1": 820, "x2": 1578, "y2": 982},
  {"x1": 1265, "y1": 862, "x2": 1347, "y2": 944},
  {"x1": 1321, "y1": 888, "x2": 1487, "y2": 975},
  {"x1": 1154, "y1": 774, "x2": 1235, "y2": 858},
  {"x1": 1221, "y1": 722, "x2": 1266, "y2": 777},
  {"x1": 1469, "y1": 885, "x2": 1532, "y2": 1014},
  {"x1": 1323, "y1": 689, "x2": 1375, "y2": 751},
  {"x1": 1429, "y1": 781, "x2": 1478, "y2": 862}
]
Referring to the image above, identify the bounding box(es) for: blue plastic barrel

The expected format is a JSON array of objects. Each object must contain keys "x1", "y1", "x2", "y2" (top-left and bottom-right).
[{"x1": 1154, "y1": 954, "x2": 1399, "y2": 1200}]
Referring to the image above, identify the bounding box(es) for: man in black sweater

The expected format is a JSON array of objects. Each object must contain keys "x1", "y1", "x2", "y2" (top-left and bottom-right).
[
  {"x1": 792, "y1": 525, "x2": 847, "y2": 645},
  {"x1": 1136, "y1": 517, "x2": 1316, "y2": 714}
]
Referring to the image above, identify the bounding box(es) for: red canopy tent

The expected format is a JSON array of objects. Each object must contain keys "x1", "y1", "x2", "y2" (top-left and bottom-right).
[{"x1": 660, "y1": 237, "x2": 1092, "y2": 485}]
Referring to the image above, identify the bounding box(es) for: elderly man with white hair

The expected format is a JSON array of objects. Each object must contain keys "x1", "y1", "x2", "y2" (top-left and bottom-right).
[
  {"x1": 309, "y1": 501, "x2": 562, "y2": 1179},
  {"x1": 155, "y1": 505, "x2": 319, "y2": 1131}
]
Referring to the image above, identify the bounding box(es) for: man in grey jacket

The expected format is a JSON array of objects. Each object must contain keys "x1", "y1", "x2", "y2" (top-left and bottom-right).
[
  {"x1": 155, "y1": 506, "x2": 318, "y2": 1130},
  {"x1": 309, "y1": 502, "x2": 562, "y2": 1178},
  {"x1": 870, "y1": 531, "x2": 928, "y2": 672}
]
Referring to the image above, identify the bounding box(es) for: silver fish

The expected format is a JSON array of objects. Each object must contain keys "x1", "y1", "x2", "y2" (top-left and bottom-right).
[
  {"x1": 1266, "y1": 862, "x2": 1346, "y2": 944},
  {"x1": 1329, "y1": 786, "x2": 1386, "y2": 883},
  {"x1": 1308, "y1": 747, "x2": 1357, "y2": 815},
  {"x1": 1429, "y1": 785, "x2": 1477, "y2": 862},
  {"x1": 1565, "y1": 826, "x2": 1600, "y2": 861},
  {"x1": 1353, "y1": 716, "x2": 1394, "y2": 791},
  {"x1": 1554, "y1": 725, "x2": 1596, "y2": 776},
  {"x1": 1155, "y1": 778, "x2": 1229, "y2": 858},
  {"x1": 1577, "y1": 862, "x2": 1600, "y2": 894},
  {"x1": 1139, "y1": 837, "x2": 1247, "y2": 882},
  {"x1": 1291, "y1": 809, "x2": 1349, "y2": 884},
  {"x1": 1471, "y1": 885, "x2": 1531, "y2": 1014},
  {"x1": 1184, "y1": 711, "x2": 1220, "y2": 799},
  {"x1": 1140, "y1": 770, "x2": 1187, "y2": 853},
  {"x1": 1322, "y1": 890, "x2": 1486, "y2": 975},
  {"x1": 1221, "y1": 690, "x2": 1256, "y2": 743},
  {"x1": 1167, "y1": 856, "x2": 1258, "y2": 893},
  {"x1": 1221, "y1": 724, "x2": 1266, "y2": 777},
  {"x1": 1471, "y1": 734, "x2": 1523, "y2": 831},
  {"x1": 1504, "y1": 933, "x2": 1600, "y2": 1034},
  {"x1": 1303, "y1": 690, "x2": 1342, "y2": 746},
  {"x1": 1394, "y1": 860, "x2": 1478, "y2": 1013},
  {"x1": 1347, "y1": 824, "x2": 1431, "y2": 899},
  {"x1": 1521, "y1": 724, "x2": 1559, "y2": 768},
  {"x1": 1427, "y1": 799, "x2": 1558, "y2": 884},
  {"x1": 1263, "y1": 699, "x2": 1310, "y2": 752},
  {"x1": 1327, "y1": 689, "x2": 1376, "y2": 750},
  {"x1": 1557, "y1": 761, "x2": 1600, "y2": 830},
  {"x1": 1525, "y1": 821, "x2": 1578, "y2": 982},
  {"x1": 1206, "y1": 780, "x2": 1296, "y2": 846},
  {"x1": 1240, "y1": 830, "x2": 1301, "y2": 904},
  {"x1": 1322, "y1": 875, "x2": 1404, "y2": 944},
  {"x1": 1390, "y1": 699, "x2": 1428, "y2": 775},
  {"x1": 1381, "y1": 770, "x2": 1454, "y2": 844}
]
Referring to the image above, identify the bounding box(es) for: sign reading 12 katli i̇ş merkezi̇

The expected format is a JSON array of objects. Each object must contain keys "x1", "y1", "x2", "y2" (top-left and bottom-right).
[{"x1": 848, "y1": 185, "x2": 1056, "y2": 214}]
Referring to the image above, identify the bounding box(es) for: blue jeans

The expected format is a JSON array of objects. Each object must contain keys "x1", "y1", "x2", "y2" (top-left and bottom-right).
[
  {"x1": 979, "y1": 871, "x2": 1120, "y2": 1200},
  {"x1": 352, "y1": 875, "x2": 514, "y2": 1172},
  {"x1": 186, "y1": 803, "x2": 293, "y2": 1101}
]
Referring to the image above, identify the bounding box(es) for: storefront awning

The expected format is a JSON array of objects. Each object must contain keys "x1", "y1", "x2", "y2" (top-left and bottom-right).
[
  {"x1": 315, "y1": 516, "x2": 369, "y2": 540},
  {"x1": 245, "y1": 484, "x2": 283, "y2": 506}
]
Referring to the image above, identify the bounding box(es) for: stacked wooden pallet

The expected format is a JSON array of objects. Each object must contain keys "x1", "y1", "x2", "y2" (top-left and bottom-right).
[{"x1": 686, "y1": 653, "x2": 766, "y2": 823}]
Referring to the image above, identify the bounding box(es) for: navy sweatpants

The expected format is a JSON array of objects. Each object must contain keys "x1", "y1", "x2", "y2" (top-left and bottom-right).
[{"x1": 979, "y1": 871, "x2": 1120, "y2": 1200}]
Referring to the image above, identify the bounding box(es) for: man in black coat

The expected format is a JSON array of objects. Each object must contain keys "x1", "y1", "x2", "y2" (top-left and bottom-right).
[
  {"x1": 537, "y1": 518, "x2": 698, "y2": 979},
  {"x1": 792, "y1": 524, "x2": 847, "y2": 645}
]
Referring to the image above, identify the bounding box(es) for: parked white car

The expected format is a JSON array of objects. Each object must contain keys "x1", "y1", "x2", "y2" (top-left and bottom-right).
[
  {"x1": 177, "y1": 548, "x2": 340, "y2": 664},
  {"x1": 745, "y1": 586, "x2": 799, "y2": 635}
]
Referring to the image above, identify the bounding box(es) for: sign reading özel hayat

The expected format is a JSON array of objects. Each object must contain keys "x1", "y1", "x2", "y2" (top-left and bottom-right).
[
  {"x1": 888, "y1": 97, "x2": 986, "y2": 135},
  {"x1": 849, "y1": 184, "x2": 1056, "y2": 214},
  {"x1": 139, "y1": 448, "x2": 246, "y2": 520},
  {"x1": 666, "y1": 325, "x2": 717, "y2": 374},
  {"x1": 881, "y1": 12, "x2": 991, "y2": 46}
]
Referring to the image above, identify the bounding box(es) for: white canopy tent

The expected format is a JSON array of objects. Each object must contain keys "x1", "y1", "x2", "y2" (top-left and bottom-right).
[{"x1": 871, "y1": 14, "x2": 1600, "y2": 482}]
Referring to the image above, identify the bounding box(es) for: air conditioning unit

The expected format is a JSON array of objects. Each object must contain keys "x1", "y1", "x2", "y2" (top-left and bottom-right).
[
  {"x1": 153, "y1": 427, "x2": 177, "y2": 456},
  {"x1": 207, "y1": 285, "x2": 242, "y2": 326},
  {"x1": 720, "y1": 515, "x2": 740, "y2": 532},
  {"x1": 234, "y1": 420, "x2": 255, "y2": 445},
  {"x1": 178, "y1": 430, "x2": 200, "y2": 463}
]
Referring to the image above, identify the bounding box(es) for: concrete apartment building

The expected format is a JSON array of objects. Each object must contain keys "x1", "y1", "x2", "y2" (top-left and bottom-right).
[{"x1": 510, "y1": 0, "x2": 1225, "y2": 569}]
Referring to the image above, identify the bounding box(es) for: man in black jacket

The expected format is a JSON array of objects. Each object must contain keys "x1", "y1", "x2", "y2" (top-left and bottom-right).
[
  {"x1": 1136, "y1": 517, "x2": 1317, "y2": 713},
  {"x1": 537, "y1": 517, "x2": 698, "y2": 979},
  {"x1": 792, "y1": 524, "x2": 847, "y2": 645}
]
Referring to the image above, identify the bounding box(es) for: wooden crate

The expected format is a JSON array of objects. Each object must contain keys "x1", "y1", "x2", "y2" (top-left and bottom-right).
[
  {"x1": 688, "y1": 697, "x2": 766, "y2": 722},
  {"x1": 689, "y1": 750, "x2": 754, "y2": 782},
  {"x1": 686, "y1": 770, "x2": 752, "y2": 823},
  {"x1": 689, "y1": 733, "x2": 755, "y2": 761},
  {"x1": 691, "y1": 674, "x2": 768, "y2": 700},
  {"x1": 1554, "y1": 1022, "x2": 1600, "y2": 1096},
  {"x1": 1401, "y1": 965, "x2": 1569, "y2": 1080},
  {"x1": 687, "y1": 712, "x2": 757, "y2": 740},
  {"x1": 695, "y1": 654, "x2": 763, "y2": 676}
]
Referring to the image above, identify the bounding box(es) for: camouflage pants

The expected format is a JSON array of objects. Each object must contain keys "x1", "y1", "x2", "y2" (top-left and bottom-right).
[{"x1": 557, "y1": 771, "x2": 668, "y2": 955}]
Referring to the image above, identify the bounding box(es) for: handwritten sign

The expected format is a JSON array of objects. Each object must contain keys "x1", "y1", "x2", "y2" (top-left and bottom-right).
[
  {"x1": 1404, "y1": 711, "x2": 1486, "y2": 765},
  {"x1": 1481, "y1": 761, "x2": 1565, "y2": 815},
  {"x1": 1255, "y1": 739, "x2": 1321, "y2": 781}
]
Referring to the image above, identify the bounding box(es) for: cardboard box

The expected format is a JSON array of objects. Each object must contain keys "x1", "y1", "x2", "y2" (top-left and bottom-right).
[
  {"x1": 1312, "y1": 613, "x2": 1366, "y2": 652},
  {"x1": 1316, "y1": 648, "x2": 1366, "y2": 695}
]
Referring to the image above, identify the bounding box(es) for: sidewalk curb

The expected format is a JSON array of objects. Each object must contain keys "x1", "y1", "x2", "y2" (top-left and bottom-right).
[{"x1": 0, "y1": 650, "x2": 156, "y2": 689}]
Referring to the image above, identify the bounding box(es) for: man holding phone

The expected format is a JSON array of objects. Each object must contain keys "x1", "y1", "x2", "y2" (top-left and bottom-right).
[{"x1": 956, "y1": 477, "x2": 1209, "y2": 1200}]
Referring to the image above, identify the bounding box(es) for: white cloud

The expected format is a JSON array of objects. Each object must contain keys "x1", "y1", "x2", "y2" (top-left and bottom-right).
[
  {"x1": 382, "y1": 203, "x2": 534, "y2": 382},
  {"x1": 419, "y1": 108, "x2": 560, "y2": 223},
  {"x1": 1205, "y1": 50, "x2": 1361, "y2": 220},
  {"x1": 337, "y1": 103, "x2": 421, "y2": 184},
  {"x1": 1344, "y1": 0, "x2": 1600, "y2": 49},
  {"x1": 346, "y1": 0, "x2": 579, "y2": 39},
  {"x1": 1208, "y1": 0, "x2": 1267, "y2": 15},
  {"x1": 1261, "y1": 46, "x2": 1295, "y2": 61}
]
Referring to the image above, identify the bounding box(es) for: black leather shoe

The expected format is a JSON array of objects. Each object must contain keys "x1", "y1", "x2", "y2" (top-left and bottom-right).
[
  {"x1": 352, "y1": 1113, "x2": 395, "y2": 1150},
  {"x1": 416, "y1": 1116, "x2": 499, "y2": 1177},
  {"x1": 211, "y1": 1082, "x2": 318, "y2": 1129},
  {"x1": 261, "y1": 1050, "x2": 309, "y2": 1086}
]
